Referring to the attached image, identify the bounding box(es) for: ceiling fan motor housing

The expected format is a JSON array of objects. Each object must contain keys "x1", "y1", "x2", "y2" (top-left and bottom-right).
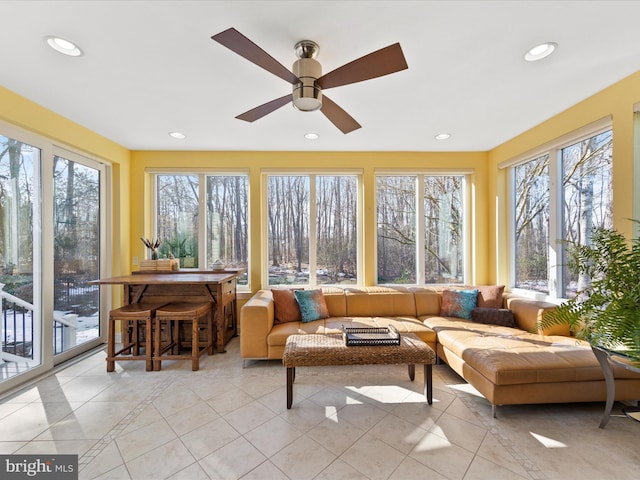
[{"x1": 292, "y1": 40, "x2": 322, "y2": 111}]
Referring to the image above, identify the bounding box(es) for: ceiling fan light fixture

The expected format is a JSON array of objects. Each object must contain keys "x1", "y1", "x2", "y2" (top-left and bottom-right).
[
  {"x1": 292, "y1": 40, "x2": 322, "y2": 112},
  {"x1": 304, "y1": 132, "x2": 319, "y2": 140},
  {"x1": 45, "y1": 35, "x2": 83, "y2": 56},
  {"x1": 292, "y1": 58, "x2": 322, "y2": 111},
  {"x1": 524, "y1": 42, "x2": 557, "y2": 62}
]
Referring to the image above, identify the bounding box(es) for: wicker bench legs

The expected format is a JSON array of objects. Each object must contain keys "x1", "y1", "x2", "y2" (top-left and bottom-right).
[{"x1": 285, "y1": 363, "x2": 432, "y2": 409}]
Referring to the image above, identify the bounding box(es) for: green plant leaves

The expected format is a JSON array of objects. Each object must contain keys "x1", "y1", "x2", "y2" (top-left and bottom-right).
[{"x1": 541, "y1": 223, "x2": 640, "y2": 365}]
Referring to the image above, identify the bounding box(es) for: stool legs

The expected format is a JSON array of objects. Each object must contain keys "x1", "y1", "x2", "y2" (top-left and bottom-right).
[
  {"x1": 145, "y1": 315, "x2": 153, "y2": 371},
  {"x1": 107, "y1": 315, "x2": 116, "y2": 373},
  {"x1": 106, "y1": 303, "x2": 167, "y2": 372},
  {"x1": 191, "y1": 315, "x2": 199, "y2": 371},
  {"x1": 153, "y1": 317, "x2": 162, "y2": 372},
  {"x1": 153, "y1": 302, "x2": 213, "y2": 372},
  {"x1": 207, "y1": 310, "x2": 214, "y2": 355},
  {"x1": 107, "y1": 317, "x2": 154, "y2": 371}
]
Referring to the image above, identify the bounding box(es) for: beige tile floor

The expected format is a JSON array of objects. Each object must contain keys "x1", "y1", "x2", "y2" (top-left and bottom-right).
[{"x1": 0, "y1": 338, "x2": 638, "y2": 480}]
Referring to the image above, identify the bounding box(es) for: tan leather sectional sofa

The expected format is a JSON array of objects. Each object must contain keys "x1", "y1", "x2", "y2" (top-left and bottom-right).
[{"x1": 240, "y1": 286, "x2": 640, "y2": 415}]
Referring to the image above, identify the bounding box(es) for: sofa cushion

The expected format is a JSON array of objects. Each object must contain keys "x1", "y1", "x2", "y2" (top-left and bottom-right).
[
  {"x1": 321, "y1": 288, "x2": 347, "y2": 317},
  {"x1": 295, "y1": 289, "x2": 330, "y2": 322},
  {"x1": 476, "y1": 285, "x2": 505, "y2": 309},
  {"x1": 471, "y1": 307, "x2": 515, "y2": 327},
  {"x1": 267, "y1": 316, "x2": 437, "y2": 348},
  {"x1": 411, "y1": 286, "x2": 441, "y2": 316},
  {"x1": 436, "y1": 327, "x2": 603, "y2": 385},
  {"x1": 440, "y1": 289, "x2": 478, "y2": 319},
  {"x1": 272, "y1": 289, "x2": 302, "y2": 324},
  {"x1": 345, "y1": 286, "x2": 416, "y2": 317}
]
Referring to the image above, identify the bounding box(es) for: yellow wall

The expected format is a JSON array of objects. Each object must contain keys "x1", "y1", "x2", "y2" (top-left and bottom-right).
[
  {"x1": 0, "y1": 86, "x2": 131, "y2": 303},
  {"x1": 130, "y1": 150, "x2": 489, "y2": 291},
  {"x1": 487, "y1": 70, "x2": 640, "y2": 285}
]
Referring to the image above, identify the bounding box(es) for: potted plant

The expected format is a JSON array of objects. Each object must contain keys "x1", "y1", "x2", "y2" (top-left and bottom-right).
[{"x1": 541, "y1": 222, "x2": 640, "y2": 367}]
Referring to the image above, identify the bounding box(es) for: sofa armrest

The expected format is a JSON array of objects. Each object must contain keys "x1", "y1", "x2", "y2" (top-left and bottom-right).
[
  {"x1": 504, "y1": 296, "x2": 568, "y2": 336},
  {"x1": 240, "y1": 289, "x2": 275, "y2": 358}
]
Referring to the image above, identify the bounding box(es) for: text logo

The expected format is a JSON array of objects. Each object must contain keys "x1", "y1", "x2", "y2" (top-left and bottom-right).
[{"x1": 0, "y1": 455, "x2": 78, "y2": 479}]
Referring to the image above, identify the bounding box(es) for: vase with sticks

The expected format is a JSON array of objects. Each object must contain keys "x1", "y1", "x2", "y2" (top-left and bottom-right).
[{"x1": 140, "y1": 237, "x2": 160, "y2": 260}]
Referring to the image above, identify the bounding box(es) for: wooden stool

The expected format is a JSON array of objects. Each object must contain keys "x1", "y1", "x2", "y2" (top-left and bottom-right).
[
  {"x1": 153, "y1": 302, "x2": 213, "y2": 371},
  {"x1": 107, "y1": 302, "x2": 168, "y2": 372}
]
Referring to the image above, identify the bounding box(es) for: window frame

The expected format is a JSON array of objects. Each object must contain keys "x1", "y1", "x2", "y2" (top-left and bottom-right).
[
  {"x1": 374, "y1": 170, "x2": 472, "y2": 286},
  {"x1": 261, "y1": 170, "x2": 363, "y2": 288},
  {"x1": 504, "y1": 117, "x2": 613, "y2": 300},
  {"x1": 149, "y1": 169, "x2": 251, "y2": 291}
]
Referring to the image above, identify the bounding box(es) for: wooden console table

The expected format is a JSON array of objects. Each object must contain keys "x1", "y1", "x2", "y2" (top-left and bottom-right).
[{"x1": 91, "y1": 272, "x2": 239, "y2": 353}]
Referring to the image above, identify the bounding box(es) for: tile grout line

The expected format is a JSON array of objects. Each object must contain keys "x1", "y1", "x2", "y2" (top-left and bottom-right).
[
  {"x1": 78, "y1": 376, "x2": 174, "y2": 472},
  {"x1": 454, "y1": 391, "x2": 547, "y2": 480}
]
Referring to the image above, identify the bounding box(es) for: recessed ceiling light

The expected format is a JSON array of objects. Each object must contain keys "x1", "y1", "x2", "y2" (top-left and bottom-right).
[
  {"x1": 168, "y1": 132, "x2": 186, "y2": 139},
  {"x1": 45, "y1": 36, "x2": 83, "y2": 57},
  {"x1": 304, "y1": 133, "x2": 319, "y2": 140},
  {"x1": 434, "y1": 133, "x2": 451, "y2": 140},
  {"x1": 524, "y1": 42, "x2": 557, "y2": 62}
]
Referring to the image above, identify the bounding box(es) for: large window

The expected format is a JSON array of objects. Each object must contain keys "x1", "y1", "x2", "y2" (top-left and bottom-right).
[
  {"x1": 156, "y1": 175, "x2": 199, "y2": 268},
  {"x1": 511, "y1": 126, "x2": 612, "y2": 299},
  {"x1": 561, "y1": 130, "x2": 613, "y2": 297},
  {"x1": 266, "y1": 174, "x2": 359, "y2": 286},
  {"x1": 155, "y1": 173, "x2": 249, "y2": 285},
  {"x1": 206, "y1": 175, "x2": 249, "y2": 278},
  {"x1": 376, "y1": 174, "x2": 466, "y2": 285},
  {"x1": 514, "y1": 155, "x2": 550, "y2": 293}
]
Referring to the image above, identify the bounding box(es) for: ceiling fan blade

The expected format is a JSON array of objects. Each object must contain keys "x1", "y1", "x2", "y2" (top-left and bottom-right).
[
  {"x1": 212, "y1": 28, "x2": 299, "y2": 84},
  {"x1": 316, "y1": 43, "x2": 408, "y2": 90},
  {"x1": 236, "y1": 94, "x2": 293, "y2": 122},
  {"x1": 320, "y1": 95, "x2": 361, "y2": 134}
]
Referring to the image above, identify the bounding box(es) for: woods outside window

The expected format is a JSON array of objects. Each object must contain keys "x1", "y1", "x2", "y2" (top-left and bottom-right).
[{"x1": 510, "y1": 124, "x2": 613, "y2": 299}]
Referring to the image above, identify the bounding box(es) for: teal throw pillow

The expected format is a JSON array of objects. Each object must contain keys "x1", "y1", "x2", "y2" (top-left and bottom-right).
[
  {"x1": 294, "y1": 289, "x2": 330, "y2": 323},
  {"x1": 440, "y1": 289, "x2": 479, "y2": 319}
]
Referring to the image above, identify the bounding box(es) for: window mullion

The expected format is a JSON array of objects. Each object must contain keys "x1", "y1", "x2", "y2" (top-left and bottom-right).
[
  {"x1": 548, "y1": 148, "x2": 561, "y2": 298},
  {"x1": 309, "y1": 174, "x2": 317, "y2": 286},
  {"x1": 416, "y1": 175, "x2": 425, "y2": 284},
  {"x1": 507, "y1": 168, "x2": 517, "y2": 287},
  {"x1": 198, "y1": 174, "x2": 207, "y2": 268}
]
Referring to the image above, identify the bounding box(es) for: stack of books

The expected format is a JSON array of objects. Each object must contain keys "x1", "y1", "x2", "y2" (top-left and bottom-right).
[{"x1": 139, "y1": 259, "x2": 180, "y2": 271}]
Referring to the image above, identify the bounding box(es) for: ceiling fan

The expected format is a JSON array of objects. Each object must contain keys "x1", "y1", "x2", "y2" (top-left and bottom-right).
[{"x1": 211, "y1": 28, "x2": 408, "y2": 134}]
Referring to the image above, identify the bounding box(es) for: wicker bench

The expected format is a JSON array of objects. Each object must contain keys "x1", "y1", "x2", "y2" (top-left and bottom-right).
[{"x1": 282, "y1": 333, "x2": 436, "y2": 409}]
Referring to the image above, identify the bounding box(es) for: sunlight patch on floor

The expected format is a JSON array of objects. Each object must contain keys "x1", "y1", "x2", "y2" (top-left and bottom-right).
[
  {"x1": 447, "y1": 382, "x2": 484, "y2": 398},
  {"x1": 530, "y1": 431, "x2": 567, "y2": 448}
]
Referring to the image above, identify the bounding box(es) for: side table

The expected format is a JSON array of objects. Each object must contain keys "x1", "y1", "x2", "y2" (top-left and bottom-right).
[{"x1": 592, "y1": 345, "x2": 640, "y2": 428}]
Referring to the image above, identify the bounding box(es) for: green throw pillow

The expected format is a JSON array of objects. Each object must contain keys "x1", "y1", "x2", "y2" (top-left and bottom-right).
[{"x1": 294, "y1": 289, "x2": 330, "y2": 323}]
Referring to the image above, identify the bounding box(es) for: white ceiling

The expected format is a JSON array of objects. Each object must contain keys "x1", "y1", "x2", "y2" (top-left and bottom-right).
[{"x1": 2, "y1": 0, "x2": 640, "y2": 152}]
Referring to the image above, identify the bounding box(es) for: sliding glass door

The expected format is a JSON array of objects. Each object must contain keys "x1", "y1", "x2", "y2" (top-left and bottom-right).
[
  {"x1": 0, "y1": 135, "x2": 42, "y2": 380},
  {"x1": 53, "y1": 153, "x2": 103, "y2": 356},
  {"x1": 0, "y1": 126, "x2": 109, "y2": 392}
]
